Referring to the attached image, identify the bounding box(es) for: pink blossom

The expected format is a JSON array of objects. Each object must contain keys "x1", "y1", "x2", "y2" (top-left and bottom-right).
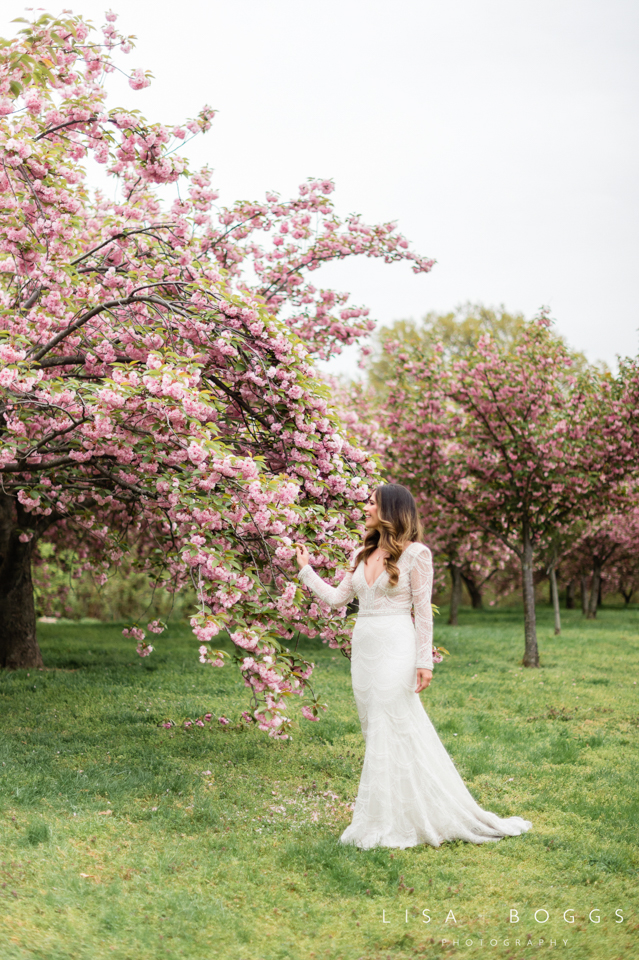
[
  {"x1": 301, "y1": 705, "x2": 320, "y2": 722},
  {"x1": 24, "y1": 91, "x2": 44, "y2": 114},
  {"x1": 17, "y1": 490, "x2": 40, "y2": 512},
  {"x1": 128, "y1": 68, "x2": 151, "y2": 91}
]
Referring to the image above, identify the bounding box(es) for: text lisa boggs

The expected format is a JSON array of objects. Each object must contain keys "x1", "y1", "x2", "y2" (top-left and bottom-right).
[{"x1": 380, "y1": 908, "x2": 625, "y2": 924}]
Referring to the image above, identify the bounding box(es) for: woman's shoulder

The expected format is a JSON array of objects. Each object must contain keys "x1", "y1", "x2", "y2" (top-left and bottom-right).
[
  {"x1": 401, "y1": 542, "x2": 432, "y2": 565},
  {"x1": 402, "y1": 541, "x2": 431, "y2": 556}
]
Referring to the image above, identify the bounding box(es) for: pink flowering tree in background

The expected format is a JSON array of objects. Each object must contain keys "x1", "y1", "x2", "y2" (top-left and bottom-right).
[
  {"x1": 561, "y1": 504, "x2": 639, "y2": 619},
  {"x1": 365, "y1": 304, "x2": 592, "y2": 396},
  {"x1": 606, "y1": 541, "x2": 639, "y2": 606},
  {"x1": 455, "y1": 533, "x2": 515, "y2": 611},
  {"x1": 381, "y1": 314, "x2": 639, "y2": 667},
  {"x1": 0, "y1": 11, "x2": 434, "y2": 735}
]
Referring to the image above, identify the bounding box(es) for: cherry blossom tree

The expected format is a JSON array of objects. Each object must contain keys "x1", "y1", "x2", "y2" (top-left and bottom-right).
[
  {"x1": 381, "y1": 314, "x2": 639, "y2": 667},
  {"x1": 0, "y1": 11, "x2": 434, "y2": 735},
  {"x1": 561, "y1": 506, "x2": 639, "y2": 618},
  {"x1": 457, "y1": 534, "x2": 514, "y2": 610},
  {"x1": 607, "y1": 552, "x2": 639, "y2": 606},
  {"x1": 366, "y1": 304, "x2": 591, "y2": 395}
]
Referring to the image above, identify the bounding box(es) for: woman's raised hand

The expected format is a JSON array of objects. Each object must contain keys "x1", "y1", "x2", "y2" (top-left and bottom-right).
[{"x1": 295, "y1": 543, "x2": 310, "y2": 569}]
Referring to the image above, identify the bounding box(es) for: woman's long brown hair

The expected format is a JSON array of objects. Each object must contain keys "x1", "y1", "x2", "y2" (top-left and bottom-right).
[{"x1": 353, "y1": 483, "x2": 423, "y2": 587}]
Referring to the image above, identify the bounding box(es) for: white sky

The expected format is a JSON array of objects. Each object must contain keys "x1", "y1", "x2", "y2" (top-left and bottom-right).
[{"x1": 7, "y1": 0, "x2": 639, "y2": 373}]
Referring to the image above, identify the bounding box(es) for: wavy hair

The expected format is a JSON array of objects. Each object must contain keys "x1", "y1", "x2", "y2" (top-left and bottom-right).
[{"x1": 354, "y1": 483, "x2": 423, "y2": 587}]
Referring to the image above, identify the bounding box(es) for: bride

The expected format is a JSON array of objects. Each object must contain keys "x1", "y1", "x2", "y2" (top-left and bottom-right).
[{"x1": 295, "y1": 482, "x2": 531, "y2": 850}]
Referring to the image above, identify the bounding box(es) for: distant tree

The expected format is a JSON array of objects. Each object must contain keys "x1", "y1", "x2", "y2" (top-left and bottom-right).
[
  {"x1": 562, "y1": 507, "x2": 639, "y2": 618},
  {"x1": 608, "y1": 553, "x2": 639, "y2": 606},
  {"x1": 381, "y1": 313, "x2": 639, "y2": 667},
  {"x1": 367, "y1": 303, "x2": 591, "y2": 393}
]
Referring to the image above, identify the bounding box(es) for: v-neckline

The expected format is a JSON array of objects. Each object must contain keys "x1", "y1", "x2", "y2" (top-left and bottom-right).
[
  {"x1": 360, "y1": 543, "x2": 417, "y2": 588},
  {"x1": 363, "y1": 567, "x2": 386, "y2": 589},
  {"x1": 362, "y1": 555, "x2": 389, "y2": 589}
]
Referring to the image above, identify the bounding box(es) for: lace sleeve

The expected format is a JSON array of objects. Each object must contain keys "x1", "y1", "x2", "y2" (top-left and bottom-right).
[
  {"x1": 410, "y1": 546, "x2": 434, "y2": 670},
  {"x1": 298, "y1": 560, "x2": 357, "y2": 609}
]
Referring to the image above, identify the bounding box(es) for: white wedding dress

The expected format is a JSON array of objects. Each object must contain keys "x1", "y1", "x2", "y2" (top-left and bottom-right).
[{"x1": 299, "y1": 543, "x2": 532, "y2": 849}]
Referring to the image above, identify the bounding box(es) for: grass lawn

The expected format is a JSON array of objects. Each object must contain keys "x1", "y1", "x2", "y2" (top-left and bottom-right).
[{"x1": 0, "y1": 606, "x2": 638, "y2": 960}]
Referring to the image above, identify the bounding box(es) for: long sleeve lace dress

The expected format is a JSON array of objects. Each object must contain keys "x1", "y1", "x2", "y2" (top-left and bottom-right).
[{"x1": 298, "y1": 542, "x2": 532, "y2": 849}]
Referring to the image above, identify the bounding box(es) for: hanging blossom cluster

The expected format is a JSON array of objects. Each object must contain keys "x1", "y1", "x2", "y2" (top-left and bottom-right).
[{"x1": 0, "y1": 11, "x2": 434, "y2": 732}]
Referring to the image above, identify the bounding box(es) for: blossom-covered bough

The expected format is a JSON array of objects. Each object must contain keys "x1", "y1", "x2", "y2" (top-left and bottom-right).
[{"x1": 0, "y1": 12, "x2": 434, "y2": 736}]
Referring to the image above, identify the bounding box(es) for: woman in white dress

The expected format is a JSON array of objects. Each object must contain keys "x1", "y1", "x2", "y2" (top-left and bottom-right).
[{"x1": 295, "y1": 482, "x2": 531, "y2": 850}]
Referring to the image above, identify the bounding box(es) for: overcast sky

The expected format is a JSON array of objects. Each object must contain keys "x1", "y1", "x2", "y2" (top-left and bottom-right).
[{"x1": 7, "y1": 0, "x2": 639, "y2": 372}]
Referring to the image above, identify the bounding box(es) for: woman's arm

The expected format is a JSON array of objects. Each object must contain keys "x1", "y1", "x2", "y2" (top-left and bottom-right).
[
  {"x1": 410, "y1": 546, "x2": 434, "y2": 673},
  {"x1": 295, "y1": 544, "x2": 357, "y2": 609}
]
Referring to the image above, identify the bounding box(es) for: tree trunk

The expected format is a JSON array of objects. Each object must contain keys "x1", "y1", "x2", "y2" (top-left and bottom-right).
[
  {"x1": 0, "y1": 495, "x2": 43, "y2": 670},
  {"x1": 620, "y1": 588, "x2": 633, "y2": 605},
  {"x1": 521, "y1": 528, "x2": 539, "y2": 667},
  {"x1": 461, "y1": 573, "x2": 484, "y2": 609},
  {"x1": 598, "y1": 576, "x2": 603, "y2": 607},
  {"x1": 580, "y1": 576, "x2": 589, "y2": 616},
  {"x1": 565, "y1": 580, "x2": 575, "y2": 609},
  {"x1": 587, "y1": 560, "x2": 602, "y2": 620},
  {"x1": 448, "y1": 562, "x2": 462, "y2": 626},
  {"x1": 548, "y1": 563, "x2": 561, "y2": 635}
]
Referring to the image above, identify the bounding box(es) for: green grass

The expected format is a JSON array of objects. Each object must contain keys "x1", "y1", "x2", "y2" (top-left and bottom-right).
[{"x1": 1, "y1": 607, "x2": 638, "y2": 960}]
